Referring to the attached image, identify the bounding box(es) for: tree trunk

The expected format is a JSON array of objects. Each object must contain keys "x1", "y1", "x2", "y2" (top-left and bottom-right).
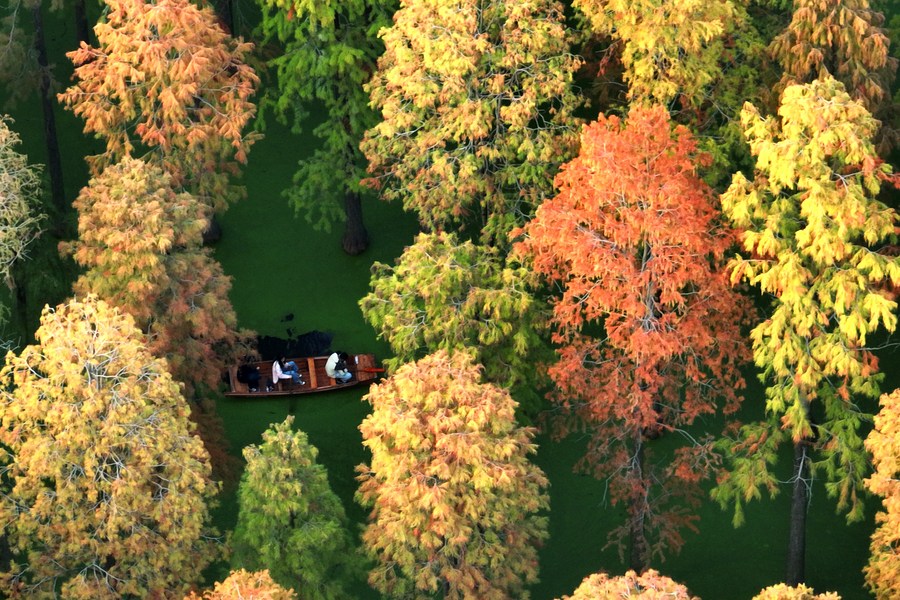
[
  {"x1": 786, "y1": 439, "x2": 810, "y2": 585},
  {"x1": 73, "y1": 0, "x2": 91, "y2": 45},
  {"x1": 341, "y1": 189, "x2": 369, "y2": 255},
  {"x1": 628, "y1": 431, "x2": 649, "y2": 573},
  {"x1": 32, "y1": 5, "x2": 66, "y2": 219}
]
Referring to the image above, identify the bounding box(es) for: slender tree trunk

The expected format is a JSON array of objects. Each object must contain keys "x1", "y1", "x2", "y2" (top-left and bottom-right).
[
  {"x1": 73, "y1": 0, "x2": 91, "y2": 45},
  {"x1": 786, "y1": 439, "x2": 810, "y2": 585},
  {"x1": 341, "y1": 189, "x2": 369, "y2": 255},
  {"x1": 32, "y1": 5, "x2": 66, "y2": 219},
  {"x1": 628, "y1": 431, "x2": 649, "y2": 573}
]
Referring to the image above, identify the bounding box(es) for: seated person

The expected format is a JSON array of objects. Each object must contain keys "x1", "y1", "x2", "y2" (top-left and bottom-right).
[
  {"x1": 269, "y1": 357, "x2": 304, "y2": 391},
  {"x1": 325, "y1": 351, "x2": 353, "y2": 383},
  {"x1": 236, "y1": 361, "x2": 261, "y2": 392}
]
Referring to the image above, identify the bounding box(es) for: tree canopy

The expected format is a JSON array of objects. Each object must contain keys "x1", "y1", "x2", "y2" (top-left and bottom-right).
[
  {"x1": 356, "y1": 350, "x2": 549, "y2": 599},
  {"x1": 59, "y1": 0, "x2": 259, "y2": 211},
  {"x1": 361, "y1": 0, "x2": 582, "y2": 246},
  {"x1": 0, "y1": 296, "x2": 219, "y2": 598}
]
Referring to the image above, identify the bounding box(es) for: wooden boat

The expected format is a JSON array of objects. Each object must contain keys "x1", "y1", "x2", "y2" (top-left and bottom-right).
[{"x1": 225, "y1": 353, "x2": 380, "y2": 397}]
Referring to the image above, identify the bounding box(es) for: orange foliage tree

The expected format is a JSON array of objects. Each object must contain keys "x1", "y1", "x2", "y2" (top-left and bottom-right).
[
  {"x1": 356, "y1": 350, "x2": 549, "y2": 599},
  {"x1": 559, "y1": 569, "x2": 697, "y2": 599},
  {"x1": 360, "y1": 0, "x2": 582, "y2": 247},
  {"x1": 714, "y1": 76, "x2": 899, "y2": 585},
  {"x1": 59, "y1": 0, "x2": 259, "y2": 211},
  {"x1": 0, "y1": 296, "x2": 219, "y2": 598},
  {"x1": 864, "y1": 388, "x2": 900, "y2": 599},
  {"x1": 185, "y1": 570, "x2": 297, "y2": 600},
  {"x1": 517, "y1": 105, "x2": 750, "y2": 571},
  {"x1": 769, "y1": 0, "x2": 896, "y2": 113},
  {"x1": 62, "y1": 157, "x2": 249, "y2": 398}
]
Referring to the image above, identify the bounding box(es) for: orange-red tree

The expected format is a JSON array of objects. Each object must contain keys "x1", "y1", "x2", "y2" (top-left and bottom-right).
[
  {"x1": 361, "y1": 0, "x2": 582, "y2": 247},
  {"x1": 0, "y1": 296, "x2": 219, "y2": 598},
  {"x1": 59, "y1": 0, "x2": 259, "y2": 211},
  {"x1": 185, "y1": 570, "x2": 297, "y2": 600},
  {"x1": 517, "y1": 105, "x2": 750, "y2": 572},
  {"x1": 714, "y1": 76, "x2": 899, "y2": 585},
  {"x1": 864, "y1": 388, "x2": 900, "y2": 599},
  {"x1": 559, "y1": 570, "x2": 697, "y2": 599},
  {"x1": 356, "y1": 350, "x2": 549, "y2": 599}
]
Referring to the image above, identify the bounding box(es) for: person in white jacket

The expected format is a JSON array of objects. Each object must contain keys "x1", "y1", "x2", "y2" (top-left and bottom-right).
[
  {"x1": 325, "y1": 351, "x2": 353, "y2": 383},
  {"x1": 268, "y1": 357, "x2": 304, "y2": 391}
]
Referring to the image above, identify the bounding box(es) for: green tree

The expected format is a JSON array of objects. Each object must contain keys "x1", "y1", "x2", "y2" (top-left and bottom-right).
[
  {"x1": 59, "y1": 0, "x2": 260, "y2": 211},
  {"x1": 359, "y1": 231, "x2": 548, "y2": 418},
  {"x1": 360, "y1": 0, "x2": 582, "y2": 247},
  {"x1": 714, "y1": 76, "x2": 900, "y2": 585},
  {"x1": 864, "y1": 388, "x2": 900, "y2": 599},
  {"x1": 518, "y1": 105, "x2": 750, "y2": 571},
  {"x1": 356, "y1": 350, "x2": 549, "y2": 599},
  {"x1": 231, "y1": 416, "x2": 359, "y2": 600},
  {"x1": 0, "y1": 296, "x2": 219, "y2": 598},
  {"x1": 256, "y1": 0, "x2": 396, "y2": 254}
]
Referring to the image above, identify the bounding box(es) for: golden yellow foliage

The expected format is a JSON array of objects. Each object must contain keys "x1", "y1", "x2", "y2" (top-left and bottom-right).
[
  {"x1": 0, "y1": 296, "x2": 219, "y2": 598},
  {"x1": 356, "y1": 350, "x2": 549, "y2": 599}
]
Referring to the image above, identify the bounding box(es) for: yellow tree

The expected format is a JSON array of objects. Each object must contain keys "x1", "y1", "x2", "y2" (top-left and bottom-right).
[
  {"x1": 361, "y1": 0, "x2": 582, "y2": 247},
  {"x1": 0, "y1": 296, "x2": 219, "y2": 599},
  {"x1": 62, "y1": 157, "x2": 248, "y2": 398},
  {"x1": 0, "y1": 116, "x2": 43, "y2": 289},
  {"x1": 559, "y1": 570, "x2": 697, "y2": 600},
  {"x1": 59, "y1": 0, "x2": 259, "y2": 211},
  {"x1": 753, "y1": 584, "x2": 841, "y2": 600},
  {"x1": 864, "y1": 388, "x2": 900, "y2": 599},
  {"x1": 574, "y1": 0, "x2": 748, "y2": 106},
  {"x1": 185, "y1": 570, "x2": 297, "y2": 600},
  {"x1": 714, "y1": 76, "x2": 900, "y2": 585},
  {"x1": 356, "y1": 350, "x2": 549, "y2": 599}
]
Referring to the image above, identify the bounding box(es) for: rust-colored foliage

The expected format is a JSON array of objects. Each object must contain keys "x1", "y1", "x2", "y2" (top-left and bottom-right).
[
  {"x1": 769, "y1": 0, "x2": 896, "y2": 113},
  {"x1": 865, "y1": 388, "x2": 900, "y2": 599},
  {"x1": 59, "y1": 0, "x2": 259, "y2": 210},
  {"x1": 62, "y1": 157, "x2": 249, "y2": 398},
  {"x1": 518, "y1": 105, "x2": 751, "y2": 569}
]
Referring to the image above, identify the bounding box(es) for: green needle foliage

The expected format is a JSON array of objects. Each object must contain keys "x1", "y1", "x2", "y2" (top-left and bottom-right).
[{"x1": 231, "y1": 416, "x2": 360, "y2": 600}]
